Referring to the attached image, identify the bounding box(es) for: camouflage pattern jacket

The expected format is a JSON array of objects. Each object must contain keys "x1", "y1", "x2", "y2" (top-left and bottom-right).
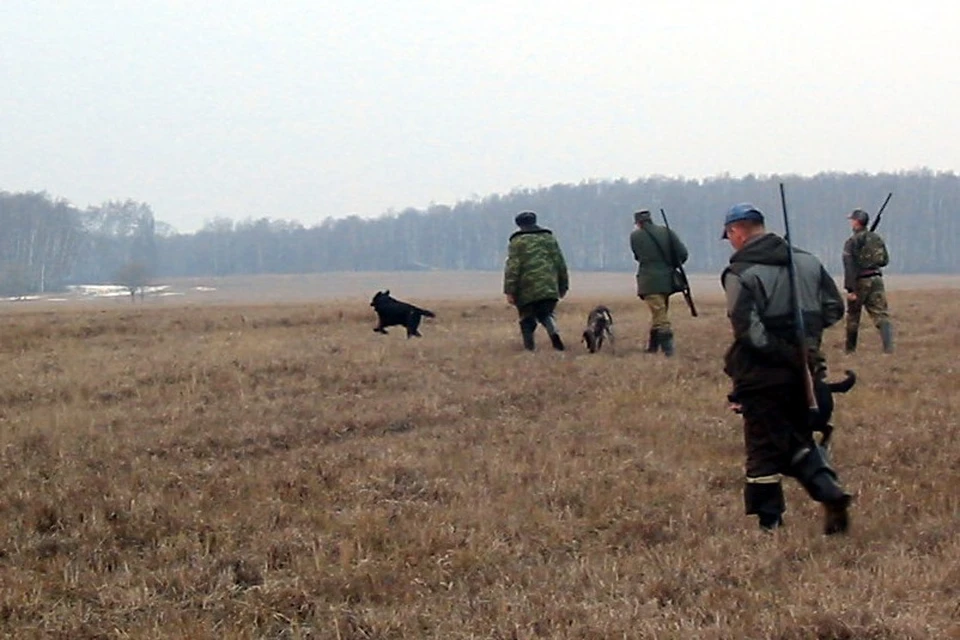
[
  {"x1": 842, "y1": 229, "x2": 889, "y2": 291},
  {"x1": 630, "y1": 223, "x2": 689, "y2": 296},
  {"x1": 503, "y1": 226, "x2": 569, "y2": 308},
  {"x1": 722, "y1": 233, "x2": 844, "y2": 394}
]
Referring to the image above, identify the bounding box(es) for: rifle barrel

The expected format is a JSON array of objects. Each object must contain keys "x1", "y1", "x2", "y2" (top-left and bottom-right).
[
  {"x1": 659, "y1": 208, "x2": 698, "y2": 317},
  {"x1": 869, "y1": 192, "x2": 893, "y2": 232},
  {"x1": 779, "y1": 183, "x2": 817, "y2": 412}
]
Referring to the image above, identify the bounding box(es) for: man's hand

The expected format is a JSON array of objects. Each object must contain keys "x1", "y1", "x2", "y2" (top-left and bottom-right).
[
  {"x1": 727, "y1": 392, "x2": 743, "y2": 414},
  {"x1": 846, "y1": 292, "x2": 857, "y2": 302}
]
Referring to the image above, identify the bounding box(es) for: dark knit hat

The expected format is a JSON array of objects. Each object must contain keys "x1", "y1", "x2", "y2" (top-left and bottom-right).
[{"x1": 515, "y1": 211, "x2": 537, "y2": 227}]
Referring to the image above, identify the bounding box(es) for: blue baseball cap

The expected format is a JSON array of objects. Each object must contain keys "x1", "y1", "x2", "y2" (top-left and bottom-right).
[{"x1": 721, "y1": 203, "x2": 764, "y2": 239}]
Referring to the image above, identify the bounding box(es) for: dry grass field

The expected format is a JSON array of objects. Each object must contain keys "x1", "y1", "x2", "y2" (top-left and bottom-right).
[{"x1": 0, "y1": 286, "x2": 958, "y2": 638}]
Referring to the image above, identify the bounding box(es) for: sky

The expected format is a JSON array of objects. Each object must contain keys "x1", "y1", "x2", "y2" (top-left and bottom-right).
[{"x1": 2, "y1": 1, "x2": 957, "y2": 232}]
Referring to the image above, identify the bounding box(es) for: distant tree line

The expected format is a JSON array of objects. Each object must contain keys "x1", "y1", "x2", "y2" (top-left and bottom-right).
[
  {"x1": 1, "y1": 170, "x2": 957, "y2": 294},
  {"x1": 0, "y1": 193, "x2": 161, "y2": 295}
]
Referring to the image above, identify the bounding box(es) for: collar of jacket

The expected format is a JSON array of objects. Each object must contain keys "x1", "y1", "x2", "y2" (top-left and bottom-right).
[
  {"x1": 728, "y1": 232, "x2": 790, "y2": 267},
  {"x1": 510, "y1": 226, "x2": 552, "y2": 240}
]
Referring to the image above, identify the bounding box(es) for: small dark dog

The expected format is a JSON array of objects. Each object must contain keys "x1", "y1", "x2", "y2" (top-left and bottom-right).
[
  {"x1": 728, "y1": 369, "x2": 857, "y2": 448},
  {"x1": 813, "y1": 369, "x2": 857, "y2": 449},
  {"x1": 582, "y1": 305, "x2": 615, "y2": 354},
  {"x1": 370, "y1": 290, "x2": 436, "y2": 338}
]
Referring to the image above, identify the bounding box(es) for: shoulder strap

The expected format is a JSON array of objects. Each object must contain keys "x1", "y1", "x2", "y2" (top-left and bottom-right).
[{"x1": 643, "y1": 226, "x2": 678, "y2": 268}]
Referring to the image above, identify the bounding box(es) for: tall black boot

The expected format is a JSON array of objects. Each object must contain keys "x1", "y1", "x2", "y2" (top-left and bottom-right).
[
  {"x1": 519, "y1": 318, "x2": 537, "y2": 351},
  {"x1": 659, "y1": 330, "x2": 675, "y2": 358},
  {"x1": 790, "y1": 445, "x2": 852, "y2": 535},
  {"x1": 645, "y1": 329, "x2": 659, "y2": 353},
  {"x1": 745, "y1": 481, "x2": 786, "y2": 532},
  {"x1": 522, "y1": 332, "x2": 535, "y2": 351},
  {"x1": 549, "y1": 333, "x2": 565, "y2": 351},
  {"x1": 845, "y1": 330, "x2": 858, "y2": 354},
  {"x1": 879, "y1": 321, "x2": 894, "y2": 354},
  {"x1": 823, "y1": 494, "x2": 852, "y2": 536}
]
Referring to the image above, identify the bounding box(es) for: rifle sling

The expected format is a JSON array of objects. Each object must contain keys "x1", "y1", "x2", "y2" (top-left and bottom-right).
[{"x1": 643, "y1": 227, "x2": 683, "y2": 279}]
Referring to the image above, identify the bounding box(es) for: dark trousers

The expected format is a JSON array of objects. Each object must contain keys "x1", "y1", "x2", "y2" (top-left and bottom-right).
[
  {"x1": 517, "y1": 299, "x2": 559, "y2": 336},
  {"x1": 742, "y1": 384, "x2": 812, "y2": 480},
  {"x1": 740, "y1": 383, "x2": 829, "y2": 523}
]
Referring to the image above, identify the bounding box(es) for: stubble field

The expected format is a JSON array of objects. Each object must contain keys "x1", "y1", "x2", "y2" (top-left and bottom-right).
[{"x1": 0, "y1": 283, "x2": 958, "y2": 639}]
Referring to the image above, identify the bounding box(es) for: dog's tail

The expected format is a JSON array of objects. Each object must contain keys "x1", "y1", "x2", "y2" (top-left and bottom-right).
[
  {"x1": 827, "y1": 369, "x2": 857, "y2": 394},
  {"x1": 417, "y1": 307, "x2": 436, "y2": 318}
]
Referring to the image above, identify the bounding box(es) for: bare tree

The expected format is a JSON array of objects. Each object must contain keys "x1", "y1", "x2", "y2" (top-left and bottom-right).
[{"x1": 115, "y1": 261, "x2": 151, "y2": 302}]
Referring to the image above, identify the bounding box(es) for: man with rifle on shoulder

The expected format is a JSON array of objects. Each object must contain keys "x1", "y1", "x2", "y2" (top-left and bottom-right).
[
  {"x1": 720, "y1": 201, "x2": 852, "y2": 535},
  {"x1": 842, "y1": 194, "x2": 894, "y2": 354},
  {"x1": 629, "y1": 208, "x2": 689, "y2": 357}
]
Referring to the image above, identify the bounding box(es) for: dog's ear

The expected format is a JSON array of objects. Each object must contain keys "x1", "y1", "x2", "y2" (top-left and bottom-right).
[{"x1": 384, "y1": 289, "x2": 390, "y2": 296}]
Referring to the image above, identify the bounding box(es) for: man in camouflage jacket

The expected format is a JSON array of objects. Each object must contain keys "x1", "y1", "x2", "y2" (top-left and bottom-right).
[
  {"x1": 629, "y1": 209, "x2": 689, "y2": 356},
  {"x1": 503, "y1": 211, "x2": 569, "y2": 351},
  {"x1": 842, "y1": 209, "x2": 894, "y2": 353}
]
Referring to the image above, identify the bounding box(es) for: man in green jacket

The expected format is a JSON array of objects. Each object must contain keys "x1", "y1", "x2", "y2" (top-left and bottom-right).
[
  {"x1": 842, "y1": 209, "x2": 894, "y2": 354},
  {"x1": 629, "y1": 209, "x2": 689, "y2": 356},
  {"x1": 503, "y1": 211, "x2": 569, "y2": 351}
]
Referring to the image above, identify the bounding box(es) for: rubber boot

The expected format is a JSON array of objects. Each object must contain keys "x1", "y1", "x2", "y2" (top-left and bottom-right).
[
  {"x1": 745, "y1": 482, "x2": 786, "y2": 532},
  {"x1": 879, "y1": 321, "x2": 894, "y2": 354},
  {"x1": 845, "y1": 330, "x2": 858, "y2": 354},
  {"x1": 521, "y1": 332, "x2": 535, "y2": 351},
  {"x1": 549, "y1": 333, "x2": 565, "y2": 351},
  {"x1": 823, "y1": 494, "x2": 852, "y2": 536},
  {"x1": 659, "y1": 330, "x2": 675, "y2": 358},
  {"x1": 645, "y1": 329, "x2": 659, "y2": 353},
  {"x1": 790, "y1": 445, "x2": 852, "y2": 535},
  {"x1": 519, "y1": 318, "x2": 537, "y2": 351}
]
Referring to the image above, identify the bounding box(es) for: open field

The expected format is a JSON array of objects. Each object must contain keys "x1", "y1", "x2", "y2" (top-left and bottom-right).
[
  {"x1": 3, "y1": 271, "x2": 960, "y2": 310},
  {"x1": 0, "y1": 289, "x2": 958, "y2": 638}
]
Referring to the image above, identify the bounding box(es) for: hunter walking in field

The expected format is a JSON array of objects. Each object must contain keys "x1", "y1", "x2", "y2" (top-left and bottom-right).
[
  {"x1": 721, "y1": 203, "x2": 852, "y2": 534},
  {"x1": 629, "y1": 209, "x2": 689, "y2": 356},
  {"x1": 842, "y1": 209, "x2": 894, "y2": 354},
  {"x1": 503, "y1": 211, "x2": 569, "y2": 351}
]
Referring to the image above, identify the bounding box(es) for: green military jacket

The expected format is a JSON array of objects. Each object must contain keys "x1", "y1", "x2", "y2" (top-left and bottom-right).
[
  {"x1": 629, "y1": 222, "x2": 689, "y2": 296},
  {"x1": 842, "y1": 229, "x2": 889, "y2": 291},
  {"x1": 503, "y1": 226, "x2": 569, "y2": 308}
]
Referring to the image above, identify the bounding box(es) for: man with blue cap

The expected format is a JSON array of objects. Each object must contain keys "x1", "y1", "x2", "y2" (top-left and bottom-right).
[{"x1": 720, "y1": 203, "x2": 852, "y2": 535}]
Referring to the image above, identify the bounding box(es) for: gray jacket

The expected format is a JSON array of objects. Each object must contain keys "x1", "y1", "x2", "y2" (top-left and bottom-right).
[{"x1": 721, "y1": 233, "x2": 844, "y2": 393}]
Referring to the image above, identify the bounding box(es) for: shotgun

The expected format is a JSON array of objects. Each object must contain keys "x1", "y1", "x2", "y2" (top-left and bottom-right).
[
  {"x1": 659, "y1": 208, "x2": 698, "y2": 317},
  {"x1": 868, "y1": 192, "x2": 893, "y2": 232},
  {"x1": 779, "y1": 183, "x2": 818, "y2": 421}
]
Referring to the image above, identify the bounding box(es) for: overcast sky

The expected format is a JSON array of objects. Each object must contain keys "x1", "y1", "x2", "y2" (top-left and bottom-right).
[{"x1": 2, "y1": 1, "x2": 957, "y2": 232}]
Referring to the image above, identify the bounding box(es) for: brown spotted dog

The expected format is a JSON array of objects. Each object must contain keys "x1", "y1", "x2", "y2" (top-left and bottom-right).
[{"x1": 582, "y1": 305, "x2": 615, "y2": 354}]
